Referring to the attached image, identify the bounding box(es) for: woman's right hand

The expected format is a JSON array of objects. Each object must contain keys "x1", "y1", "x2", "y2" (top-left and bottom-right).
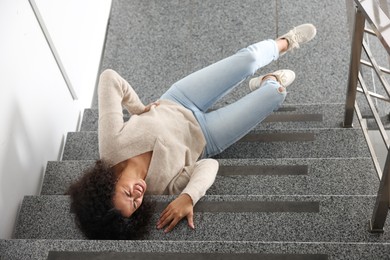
[{"x1": 143, "y1": 102, "x2": 159, "y2": 113}]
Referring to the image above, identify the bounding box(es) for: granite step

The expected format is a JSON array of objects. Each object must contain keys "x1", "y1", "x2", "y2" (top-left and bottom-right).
[
  {"x1": 41, "y1": 158, "x2": 378, "y2": 196},
  {"x1": 99, "y1": 0, "x2": 350, "y2": 107},
  {"x1": 13, "y1": 195, "x2": 390, "y2": 242},
  {"x1": 80, "y1": 104, "x2": 357, "y2": 132},
  {"x1": 62, "y1": 128, "x2": 370, "y2": 161},
  {"x1": 2, "y1": 239, "x2": 390, "y2": 260}
]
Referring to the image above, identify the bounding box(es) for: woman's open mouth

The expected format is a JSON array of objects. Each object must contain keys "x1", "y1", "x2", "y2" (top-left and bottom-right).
[{"x1": 134, "y1": 180, "x2": 147, "y2": 195}]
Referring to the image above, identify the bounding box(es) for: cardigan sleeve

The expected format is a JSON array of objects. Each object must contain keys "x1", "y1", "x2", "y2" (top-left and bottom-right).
[
  {"x1": 98, "y1": 69, "x2": 146, "y2": 159},
  {"x1": 181, "y1": 159, "x2": 219, "y2": 205},
  {"x1": 98, "y1": 69, "x2": 145, "y2": 117}
]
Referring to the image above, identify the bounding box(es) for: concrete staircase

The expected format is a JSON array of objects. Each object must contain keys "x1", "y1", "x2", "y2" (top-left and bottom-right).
[{"x1": 2, "y1": 0, "x2": 390, "y2": 259}]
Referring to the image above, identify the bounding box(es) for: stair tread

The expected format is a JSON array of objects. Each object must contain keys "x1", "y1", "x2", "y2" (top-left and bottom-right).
[
  {"x1": 62, "y1": 128, "x2": 370, "y2": 161},
  {"x1": 80, "y1": 104, "x2": 359, "y2": 131},
  {"x1": 14, "y1": 195, "x2": 390, "y2": 243},
  {"x1": 41, "y1": 158, "x2": 378, "y2": 196},
  {"x1": 6, "y1": 0, "x2": 386, "y2": 258}
]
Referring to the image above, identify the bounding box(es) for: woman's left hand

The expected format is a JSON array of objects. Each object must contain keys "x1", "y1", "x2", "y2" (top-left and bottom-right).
[{"x1": 156, "y1": 194, "x2": 195, "y2": 233}]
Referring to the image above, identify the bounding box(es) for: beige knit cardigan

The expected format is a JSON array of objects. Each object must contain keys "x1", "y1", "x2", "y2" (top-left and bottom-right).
[{"x1": 98, "y1": 69, "x2": 218, "y2": 205}]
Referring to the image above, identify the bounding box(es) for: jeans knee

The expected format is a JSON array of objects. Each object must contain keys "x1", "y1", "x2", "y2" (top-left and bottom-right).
[{"x1": 277, "y1": 86, "x2": 286, "y2": 93}]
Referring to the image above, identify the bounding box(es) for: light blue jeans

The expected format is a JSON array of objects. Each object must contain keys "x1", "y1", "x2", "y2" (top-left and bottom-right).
[{"x1": 161, "y1": 39, "x2": 287, "y2": 158}]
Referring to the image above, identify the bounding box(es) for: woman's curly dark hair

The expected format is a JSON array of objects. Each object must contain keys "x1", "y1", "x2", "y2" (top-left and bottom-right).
[{"x1": 66, "y1": 159, "x2": 155, "y2": 240}]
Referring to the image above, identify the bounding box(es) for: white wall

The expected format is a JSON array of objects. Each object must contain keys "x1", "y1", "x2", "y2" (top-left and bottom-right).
[{"x1": 0, "y1": 0, "x2": 112, "y2": 238}]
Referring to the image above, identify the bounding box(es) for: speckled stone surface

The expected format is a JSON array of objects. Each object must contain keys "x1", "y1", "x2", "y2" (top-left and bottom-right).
[
  {"x1": 98, "y1": 0, "x2": 278, "y2": 108},
  {"x1": 2, "y1": 239, "x2": 390, "y2": 260},
  {"x1": 13, "y1": 195, "x2": 390, "y2": 243},
  {"x1": 7, "y1": 0, "x2": 390, "y2": 258},
  {"x1": 209, "y1": 158, "x2": 379, "y2": 196},
  {"x1": 96, "y1": 0, "x2": 350, "y2": 108},
  {"x1": 61, "y1": 128, "x2": 370, "y2": 161},
  {"x1": 40, "y1": 160, "x2": 94, "y2": 195},
  {"x1": 41, "y1": 158, "x2": 378, "y2": 196},
  {"x1": 275, "y1": 0, "x2": 351, "y2": 105},
  {"x1": 216, "y1": 128, "x2": 370, "y2": 159},
  {"x1": 81, "y1": 104, "x2": 359, "y2": 132}
]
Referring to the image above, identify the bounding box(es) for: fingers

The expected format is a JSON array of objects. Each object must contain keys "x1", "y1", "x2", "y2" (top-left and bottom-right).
[
  {"x1": 157, "y1": 214, "x2": 193, "y2": 233},
  {"x1": 156, "y1": 211, "x2": 180, "y2": 233},
  {"x1": 187, "y1": 213, "x2": 195, "y2": 230},
  {"x1": 157, "y1": 205, "x2": 184, "y2": 231},
  {"x1": 143, "y1": 102, "x2": 160, "y2": 113},
  {"x1": 156, "y1": 208, "x2": 195, "y2": 233},
  {"x1": 156, "y1": 195, "x2": 195, "y2": 233},
  {"x1": 156, "y1": 210, "x2": 173, "y2": 230},
  {"x1": 163, "y1": 218, "x2": 180, "y2": 233},
  {"x1": 149, "y1": 102, "x2": 160, "y2": 110}
]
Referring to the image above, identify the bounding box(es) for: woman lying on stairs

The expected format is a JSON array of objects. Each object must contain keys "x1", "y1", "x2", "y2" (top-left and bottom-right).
[{"x1": 67, "y1": 23, "x2": 316, "y2": 239}]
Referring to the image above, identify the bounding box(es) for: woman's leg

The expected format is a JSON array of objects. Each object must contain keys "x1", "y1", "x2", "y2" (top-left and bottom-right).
[
  {"x1": 160, "y1": 39, "x2": 280, "y2": 112},
  {"x1": 200, "y1": 78, "x2": 287, "y2": 157},
  {"x1": 161, "y1": 23, "x2": 317, "y2": 111},
  {"x1": 160, "y1": 24, "x2": 317, "y2": 157}
]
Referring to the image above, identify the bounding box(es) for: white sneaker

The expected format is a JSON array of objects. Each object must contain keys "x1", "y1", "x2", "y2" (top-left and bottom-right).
[
  {"x1": 249, "y1": 70, "x2": 296, "y2": 91},
  {"x1": 278, "y1": 23, "x2": 317, "y2": 55}
]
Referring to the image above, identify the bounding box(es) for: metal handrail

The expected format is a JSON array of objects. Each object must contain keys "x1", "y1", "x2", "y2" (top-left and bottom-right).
[{"x1": 344, "y1": 0, "x2": 390, "y2": 233}]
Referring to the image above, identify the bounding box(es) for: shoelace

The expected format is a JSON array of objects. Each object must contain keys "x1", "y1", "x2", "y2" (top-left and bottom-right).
[
  {"x1": 287, "y1": 28, "x2": 301, "y2": 50},
  {"x1": 279, "y1": 74, "x2": 286, "y2": 83},
  {"x1": 275, "y1": 74, "x2": 285, "y2": 87}
]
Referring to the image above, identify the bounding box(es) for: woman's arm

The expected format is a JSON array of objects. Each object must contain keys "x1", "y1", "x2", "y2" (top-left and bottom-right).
[
  {"x1": 156, "y1": 159, "x2": 219, "y2": 233},
  {"x1": 98, "y1": 69, "x2": 147, "y2": 158},
  {"x1": 98, "y1": 69, "x2": 146, "y2": 119},
  {"x1": 98, "y1": 69, "x2": 145, "y2": 145},
  {"x1": 181, "y1": 159, "x2": 219, "y2": 205}
]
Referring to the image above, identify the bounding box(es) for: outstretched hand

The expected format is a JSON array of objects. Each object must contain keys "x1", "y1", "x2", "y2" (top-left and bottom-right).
[{"x1": 156, "y1": 194, "x2": 195, "y2": 233}]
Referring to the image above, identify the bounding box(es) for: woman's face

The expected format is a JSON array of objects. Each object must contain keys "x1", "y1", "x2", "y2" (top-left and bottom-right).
[{"x1": 112, "y1": 174, "x2": 147, "y2": 217}]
